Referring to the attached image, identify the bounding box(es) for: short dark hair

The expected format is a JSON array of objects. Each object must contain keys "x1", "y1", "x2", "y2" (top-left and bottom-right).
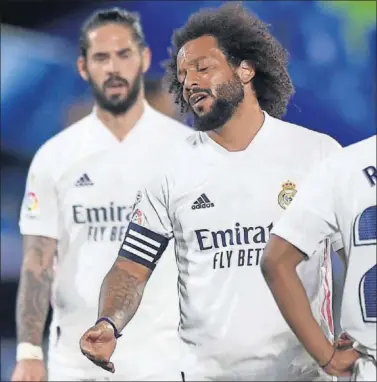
[
  {"x1": 165, "y1": 3, "x2": 295, "y2": 119},
  {"x1": 79, "y1": 7, "x2": 147, "y2": 58}
]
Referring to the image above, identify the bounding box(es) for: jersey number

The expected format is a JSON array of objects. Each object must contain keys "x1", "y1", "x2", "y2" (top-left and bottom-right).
[{"x1": 354, "y1": 205, "x2": 376, "y2": 323}]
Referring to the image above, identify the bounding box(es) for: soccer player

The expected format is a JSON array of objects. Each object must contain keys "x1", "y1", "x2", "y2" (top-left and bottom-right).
[
  {"x1": 80, "y1": 4, "x2": 343, "y2": 380},
  {"x1": 261, "y1": 135, "x2": 376, "y2": 381},
  {"x1": 13, "y1": 8, "x2": 190, "y2": 382}
]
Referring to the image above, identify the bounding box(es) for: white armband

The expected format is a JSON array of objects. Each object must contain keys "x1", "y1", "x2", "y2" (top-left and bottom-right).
[{"x1": 16, "y1": 342, "x2": 44, "y2": 361}]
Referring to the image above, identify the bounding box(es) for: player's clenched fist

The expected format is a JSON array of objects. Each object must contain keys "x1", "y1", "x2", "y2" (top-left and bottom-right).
[
  {"x1": 322, "y1": 348, "x2": 360, "y2": 377},
  {"x1": 80, "y1": 320, "x2": 117, "y2": 373},
  {"x1": 11, "y1": 359, "x2": 47, "y2": 382}
]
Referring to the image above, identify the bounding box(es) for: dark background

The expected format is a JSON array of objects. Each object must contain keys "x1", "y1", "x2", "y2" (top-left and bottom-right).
[{"x1": 1, "y1": 0, "x2": 376, "y2": 379}]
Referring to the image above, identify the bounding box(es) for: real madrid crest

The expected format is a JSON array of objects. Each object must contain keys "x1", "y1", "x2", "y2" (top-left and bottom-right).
[{"x1": 278, "y1": 181, "x2": 297, "y2": 210}]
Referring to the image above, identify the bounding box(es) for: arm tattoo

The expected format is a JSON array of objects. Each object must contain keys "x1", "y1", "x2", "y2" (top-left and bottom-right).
[
  {"x1": 16, "y1": 235, "x2": 56, "y2": 346},
  {"x1": 98, "y1": 257, "x2": 148, "y2": 332}
]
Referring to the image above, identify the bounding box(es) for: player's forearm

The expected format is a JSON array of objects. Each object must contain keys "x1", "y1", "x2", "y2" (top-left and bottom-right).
[
  {"x1": 262, "y1": 249, "x2": 334, "y2": 365},
  {"x1": 16, "y1": 235, "x2": 56, "y2": 346},
  {"x1": 98, "y1": 256, "x2": 149, "y2": 332}
]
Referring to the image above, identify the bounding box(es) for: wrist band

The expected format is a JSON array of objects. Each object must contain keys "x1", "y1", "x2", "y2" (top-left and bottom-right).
[
  {"x1": 96, "y1": 317, "x2": 122, "y2": 339},
  {"x1": 16, "y1": 342, "x2": 44, "y2": 361},
  {"x1": 320, "y1": 347, "x2": 337, "y2": 369}
]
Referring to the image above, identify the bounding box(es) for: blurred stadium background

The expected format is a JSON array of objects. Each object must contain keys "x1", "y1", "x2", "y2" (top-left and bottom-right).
[{"x1": 1, "y1": 1, "x2": 376, "y2": 379}]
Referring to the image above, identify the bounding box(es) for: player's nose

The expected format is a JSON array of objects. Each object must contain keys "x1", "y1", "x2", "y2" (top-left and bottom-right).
[
  {"x1": 104, "y1": 57, "x2": 122, "y2": 75},
  {"x1": 183, "y1": 75, "x2": 201, "y2": 101}
]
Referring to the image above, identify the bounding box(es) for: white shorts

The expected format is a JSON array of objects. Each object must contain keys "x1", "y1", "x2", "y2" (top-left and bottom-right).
[
  {"x1": 179, "y1": 351, "x2": 334, "y2": 381},
  {"x1": 47, "y1": 324, "x2": 182, "y2": 381},
  {"x1": 351, "y1": 355, "x2": 377, "y2": 381},
  {"x1": 48, "y1": 364, "x2": 111, "y2": 381},
  {"x1": 47, "y1": 357, "x2": 182, "y2": 381},
  {"x1": 180, "y1": 369, "x2": 334, "y2": 382}
]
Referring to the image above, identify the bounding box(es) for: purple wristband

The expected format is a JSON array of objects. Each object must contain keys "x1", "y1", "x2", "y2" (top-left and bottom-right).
[{"x1": 95, "y1": 317, "x2": 122, "y2": 339}]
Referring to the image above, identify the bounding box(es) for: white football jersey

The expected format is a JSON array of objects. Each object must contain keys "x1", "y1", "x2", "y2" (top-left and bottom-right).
[
  {"x1": 119, "y1": 111, "x2": 342, "y2": 380},
  {"x1": 19, "y1": 103, "x2": 191, "y2": 380},
  {"x1": 272, "y1": 135, "x2": 377, "y2": 352}
]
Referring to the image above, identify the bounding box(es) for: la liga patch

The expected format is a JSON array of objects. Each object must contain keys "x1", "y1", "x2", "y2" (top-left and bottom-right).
[{"x1": 25, "y1": 191, "x2": 40, "y2": 217}]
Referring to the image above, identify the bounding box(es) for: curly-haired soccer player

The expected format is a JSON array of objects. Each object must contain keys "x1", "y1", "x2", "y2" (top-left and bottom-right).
[{"x1": 80, "y1": 4, "x2": 345, "y2": 380}]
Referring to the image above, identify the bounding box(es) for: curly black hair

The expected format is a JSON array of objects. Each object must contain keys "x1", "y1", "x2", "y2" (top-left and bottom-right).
[{"x1": 164, "y1": 2, "x2": 295, "y2": 119}]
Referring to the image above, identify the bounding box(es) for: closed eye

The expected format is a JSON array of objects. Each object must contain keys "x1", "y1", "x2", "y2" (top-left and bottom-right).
[
  {"x1": 118, "y1": 48, "x2": 132, "y2": 58},
  {"x1": 92, "y1": 53, "x2": 108, "y2": 61}
]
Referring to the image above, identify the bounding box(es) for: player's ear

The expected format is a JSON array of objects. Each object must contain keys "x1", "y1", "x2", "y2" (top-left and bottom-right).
[
  {"x1": 77, "y1": 56, "x2": 89, "y2": 82},
  {"x1": 141, "y1": 46, "x2": 152, "y2": 74},
  {"x1": 237, "y1": 60, "x2": 255, "y2": 85}
]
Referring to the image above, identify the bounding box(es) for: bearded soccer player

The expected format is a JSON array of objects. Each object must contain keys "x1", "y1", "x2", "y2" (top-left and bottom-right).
[
  {"x1": 13, "y1": 8, "x2": 190, "y2": 382},
  {"x1": 262, "y1": 135, "x2": 376, "y2": 380},
  {"x1": 80, "y1": 4, "x2": 344, "y2": 381}
]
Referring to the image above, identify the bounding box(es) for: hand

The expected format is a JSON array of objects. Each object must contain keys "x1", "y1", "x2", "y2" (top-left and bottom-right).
[
  {"x1": 336, "y1": 332, "x2": 354, "y2": 351},
  {"x1": 79, "y1": 321, "x2": 117, "y2": 373},
  {"x1": 323, "y1": 348, "x2": 360, "y2": 377},
  {"x1": 11, "y1": 359, "x2": 47, "y2": 382}
]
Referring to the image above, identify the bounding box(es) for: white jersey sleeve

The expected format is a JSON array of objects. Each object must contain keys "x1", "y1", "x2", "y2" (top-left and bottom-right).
[
  {"x1": 320, "y1": 133, "x2": 342, "y2": 157},
  {"x1": 319, "y1": 134, "x2": 343, "y2": 251},
  {"x1": 118, "y1": 175, "x2": 173, "y2": 270},
  {"x1": 272, "y1": 158, "x2": 338, "y2": 257},
  {"x1": 19, "y1": 146, "x2": 60, "y2": 239}
]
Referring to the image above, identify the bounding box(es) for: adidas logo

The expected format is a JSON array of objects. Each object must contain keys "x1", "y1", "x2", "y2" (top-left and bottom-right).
[
  {"x1": 191, "y1": 193, "x2": 214, "y2": 210},
  {"x1": 75, "y1": 173, "x2": 94, "y2": 187}
]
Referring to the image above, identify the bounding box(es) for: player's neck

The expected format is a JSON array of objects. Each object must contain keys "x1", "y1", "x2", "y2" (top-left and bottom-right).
[
  {"x1": 95, "y1": 92, "x2": 146, "y2": 141},
  {"x1": 207, "y1": 96, "x2": 264, "y2": 152}
]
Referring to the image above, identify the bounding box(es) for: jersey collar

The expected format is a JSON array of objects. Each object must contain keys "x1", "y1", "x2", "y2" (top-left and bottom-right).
[
  {"x1": 90, "y1": 102, "x2": 154, "y2": 145},
  {"x1": 199, "y1": 111, "x2": 273, "y2": 158}
]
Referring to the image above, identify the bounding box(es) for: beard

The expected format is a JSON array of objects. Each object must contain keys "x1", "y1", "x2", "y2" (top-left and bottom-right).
[
  {"x1": 88, "y1": 67, "x2": 143, "y2": 116},
  {"x1": 191, "y1": 74, "x2": 244, "y2": 132}
]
